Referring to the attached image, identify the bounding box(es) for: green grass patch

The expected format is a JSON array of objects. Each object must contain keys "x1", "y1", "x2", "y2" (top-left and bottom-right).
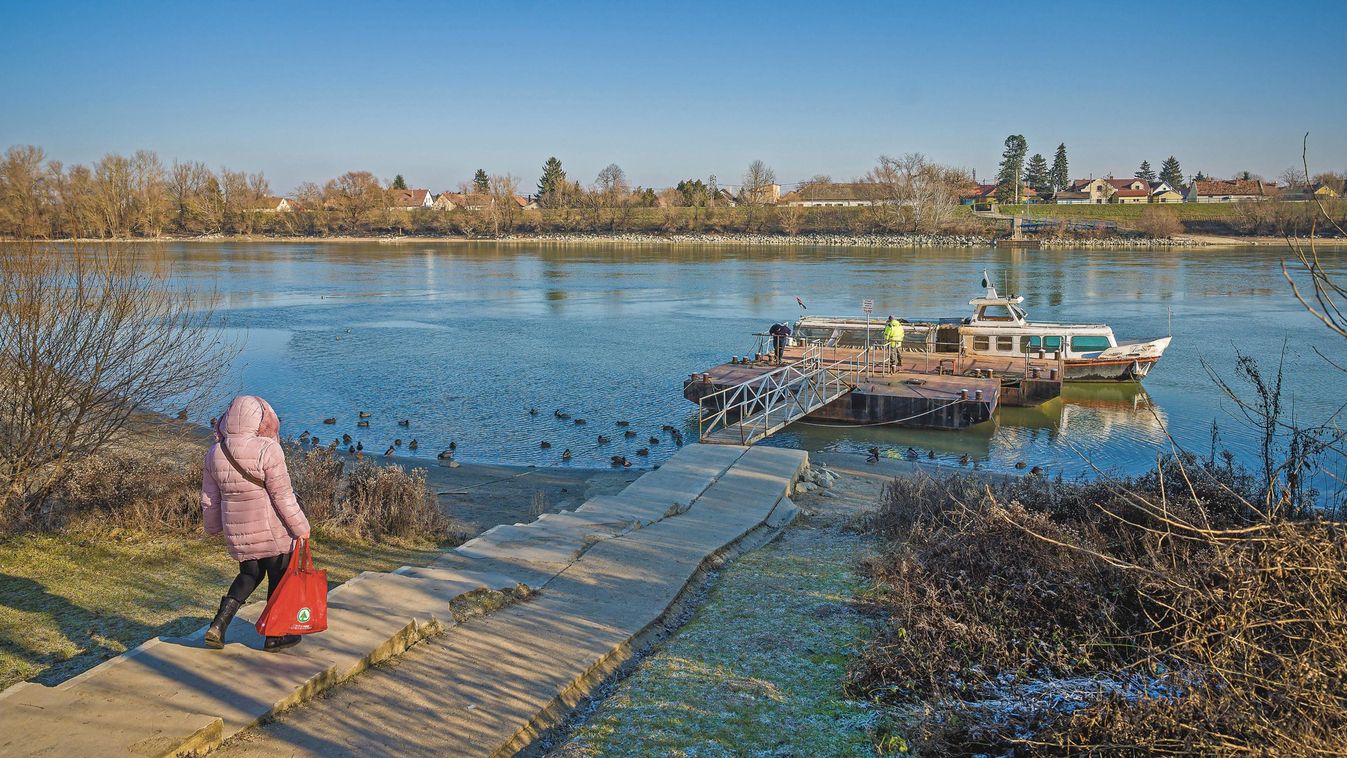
[
  {"x1": 556, "y1": 522, "x2": 884, "y2": 756},
  {"x1": 0, "y1": 529, "x2": 441, "y2": 690},
  {"x1": 995, "y1": 202, "x2": 1244, "y2": 221}
]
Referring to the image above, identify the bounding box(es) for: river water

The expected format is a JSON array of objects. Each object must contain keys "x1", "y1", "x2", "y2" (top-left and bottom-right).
[{"x1": 99, "y1": 241, "x2": 1347, "y2": 490}]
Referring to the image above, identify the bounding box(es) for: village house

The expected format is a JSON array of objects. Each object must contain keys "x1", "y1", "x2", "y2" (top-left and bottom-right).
[
  {"x1": 1148, "y1": 181, "x2": 1184, "y2": 203},
  {"x1": 957, "y1": 183, "x2": 1040, "y2": 206},
  {"x1": 387, "y1": 188, "x2": 433, "y2": 211},
  {"x1": 1186, "y1": 179, "x2": 1279, "y2": 203},
  {"x1": 514, "y1": 195, "x2": 541, "y2": 211},
  {"x1": 1054, "y1": 178, "x2": 1115, "y2": 204},
  {"x1": 781, "y1": 182, "x2": 879, "y2": 207},
  {"x1": 247, "y1": 196, "x2": 299, "y2": 213},
  {"x1": 1278, "y1": 181, "x2": 1341, "y2": 201},
  {"x1": 736, "y1": 183, "x2": 781, "y2": 205}
]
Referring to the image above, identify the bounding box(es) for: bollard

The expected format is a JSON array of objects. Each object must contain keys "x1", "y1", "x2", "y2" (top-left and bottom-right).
[
  {"x1": 975, "y1": 389, "x2": 983, "y2": 401},
  {"x1": 960, "y1": 389, "x2": 969, "y2": 400},
  {"x1": 1049, "y1": 368, "x2": 1057, "y2": 380}
]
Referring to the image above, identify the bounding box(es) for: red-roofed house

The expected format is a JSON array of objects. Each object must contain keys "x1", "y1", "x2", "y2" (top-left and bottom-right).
[
  {"x1": 1186, "y1": 179, "x2": 1278, "y2": 203},
  {"x1": 958, "y1": 183, "x2": 1040, "y2": 205},
  {"x1": 388, "y1": 188, "x2": 433, "y2": 210}
]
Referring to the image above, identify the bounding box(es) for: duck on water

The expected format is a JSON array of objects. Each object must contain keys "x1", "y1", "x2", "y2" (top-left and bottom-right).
[{"x1": 792, "y1": 271, "x2": 1172, "y2": 382}]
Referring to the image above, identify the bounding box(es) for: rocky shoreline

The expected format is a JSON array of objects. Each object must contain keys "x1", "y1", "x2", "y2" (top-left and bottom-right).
[
  {"x1": 503, "y1": 231, "x2": 1205, "y2": 248},
  {"x1": 25, "y1": 231, "x2": 1215, "y2": 248}
]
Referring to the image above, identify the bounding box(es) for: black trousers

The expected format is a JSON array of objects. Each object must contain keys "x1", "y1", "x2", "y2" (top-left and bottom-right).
[
  {"x1": 226, "y1": 552, "x2": 288, "y2": 604},
  {"x1": 773, "y1": 337, "x2": 786, "y2": 362}
]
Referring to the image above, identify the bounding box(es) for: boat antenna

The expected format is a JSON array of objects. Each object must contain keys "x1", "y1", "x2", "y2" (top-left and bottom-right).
[{"x1": 1168, "y1": 306, "x2": 1173, "y2": 338}]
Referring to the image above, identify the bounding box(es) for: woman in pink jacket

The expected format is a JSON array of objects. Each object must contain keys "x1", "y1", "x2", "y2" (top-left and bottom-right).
[{"x1": 201, "y1": 395, "x2": 311, "y2": 651}]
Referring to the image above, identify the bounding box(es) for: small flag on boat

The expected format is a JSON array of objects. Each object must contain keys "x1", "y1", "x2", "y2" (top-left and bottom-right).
[{"x1": 795, "y1": 296, "x2": 807, "y2": 309}]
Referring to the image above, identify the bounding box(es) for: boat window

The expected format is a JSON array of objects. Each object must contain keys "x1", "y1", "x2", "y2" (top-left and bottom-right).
[
  {"x1": 1026, "y1": 335, "x2": 1062, "y2": 351},
  {"x1": 995, "y1": 336, "x2": 1014, "y2": 352},
  {"x1": 1070, "y1": 335, "x2": 1113, "y2": 352},
  {"x1": 972, "y1": 335, "x2": 990, "y2": 351},
  {"x1": 977, "y1": 305, "x2": 1015, "y2": 321}
]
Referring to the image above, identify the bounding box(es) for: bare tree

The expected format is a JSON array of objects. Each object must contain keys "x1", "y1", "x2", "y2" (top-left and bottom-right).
[
  {"x1": 323, "y1": 171, "x2": 386, "y2": 232},
  {"x1": 865, "y1": 153, "x2": 970, "y2": 233},
  {"x1": 0, "y1": 145, "x2": 52, "y2": 238},
  {"x1": 488, "y1": 174, "x2": 520, "y2": 236},
  {"x1": 0, "y1": 246, "x2": 235, "y2": 528},
  {"x1": 740, "y1": 160, "x2": 777, "y2": 231}
]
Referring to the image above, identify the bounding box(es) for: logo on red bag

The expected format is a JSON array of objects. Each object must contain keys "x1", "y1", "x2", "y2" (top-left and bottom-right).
[{"x1": 297, "y1": 607, "x2": 312, "y2": 624}]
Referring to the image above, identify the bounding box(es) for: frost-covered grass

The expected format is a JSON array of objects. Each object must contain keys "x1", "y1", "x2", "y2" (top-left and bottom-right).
[{"x1": 555, "y1": 518, "x2": 884, "y2": 757}]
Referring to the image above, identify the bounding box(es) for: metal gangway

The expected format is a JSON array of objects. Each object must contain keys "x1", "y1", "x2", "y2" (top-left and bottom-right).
[{"x1": 697, "y1": 344, "x2": 873, "y2": 445}]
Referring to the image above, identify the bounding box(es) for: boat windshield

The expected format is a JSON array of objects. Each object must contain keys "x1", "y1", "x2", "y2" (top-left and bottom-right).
[{"x1": 974, "y1": 303, "x2": 1027, "y2": 322}]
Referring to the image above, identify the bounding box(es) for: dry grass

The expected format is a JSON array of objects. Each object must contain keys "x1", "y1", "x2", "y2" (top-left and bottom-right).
[{"x1": 850, "y1": 461, "x2": 1347, "y2": 755}]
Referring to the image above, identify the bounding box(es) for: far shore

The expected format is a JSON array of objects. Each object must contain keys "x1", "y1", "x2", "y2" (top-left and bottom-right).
[{"x1": 6, "y1": 231, "x2": 1329, "y2": 249}]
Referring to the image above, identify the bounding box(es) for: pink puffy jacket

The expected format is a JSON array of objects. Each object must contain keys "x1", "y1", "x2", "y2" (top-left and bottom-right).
[{"x1": 202, "y1": 396, "x2": 310, "y2": 561}]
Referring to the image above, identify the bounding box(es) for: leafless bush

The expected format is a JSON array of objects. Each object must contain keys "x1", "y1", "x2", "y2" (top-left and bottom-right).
[
  {"x1": 0, "y1": 246, "x2": 233, "y2": 530},
  {"x1": 1135, "y1": 205, "x2": 1183, "y2": 237},
  {"x1": 329, "y1": 461, "x2": 457, "y2": 542},
  {"x1": 286, "y1": 443, "x2": 344, "y2": 522},
  {"x1": 54, "y1": 450, "x2": 202, "y2": 532},
  {"x1": 851, "y1": 453, "x2": 1347, "y2": 755}
]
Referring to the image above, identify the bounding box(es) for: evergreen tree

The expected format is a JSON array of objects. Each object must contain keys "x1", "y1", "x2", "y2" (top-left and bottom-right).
[
  {"x1": 1135, "y1": 160, "x2": 1156, "y2": 182},
  {"x1": 1192, "y1": 171, "x2": 1209, "y2": 183},
  {"x1": 1159, "y1": 156, "x2": 1184, "y2": 188},
  {"x1": 995, "y1": 134, "x2": 1028, "y2": 203},
  {"x1": 1025, "y1": 153, "x2": 1050, "y2": 195},
  {"x1": 1050, "y1": 143, "x2": 1069, "y2": 193},
  {"x1": 473, "y1": 169, "x2": 489, "y2": 193},
  {"x1": 391, "y1": 174, "x2": 407, "y2": 190},
  {"x1": 537, "y1": 157, "x2": 567, "y2": 207}
]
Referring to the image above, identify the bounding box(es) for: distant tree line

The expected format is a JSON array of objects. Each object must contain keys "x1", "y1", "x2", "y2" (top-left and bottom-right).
[{"x1": 0, "y1": 144, "x2": 990, "y2": 239}]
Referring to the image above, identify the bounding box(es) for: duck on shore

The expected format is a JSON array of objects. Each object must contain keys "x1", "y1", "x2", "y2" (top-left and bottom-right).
[{"x1": 384, "y1": 446, "x2": 395, "y2": 457}]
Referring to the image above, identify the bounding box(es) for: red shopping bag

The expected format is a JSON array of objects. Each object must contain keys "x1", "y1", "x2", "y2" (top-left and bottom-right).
[{"x1": 255, "y1": 539, "x2": 328, "y2": 636}]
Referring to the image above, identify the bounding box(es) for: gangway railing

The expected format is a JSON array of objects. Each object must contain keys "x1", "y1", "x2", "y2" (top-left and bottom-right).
[{"x1": 698, "y1": 345, "x2": 873, "y2": 445}]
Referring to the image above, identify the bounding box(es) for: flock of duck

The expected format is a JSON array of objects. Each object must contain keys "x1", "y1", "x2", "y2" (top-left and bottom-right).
[
  {"x1": 532, "y1": 407, "x2": 684, "y2": 467},
  {"x1": 865, "y1": 445, "x2": 1041, "y2": 475},
  {"x1": 271, "y1": 407, "x2": 686, "y2": 469}
]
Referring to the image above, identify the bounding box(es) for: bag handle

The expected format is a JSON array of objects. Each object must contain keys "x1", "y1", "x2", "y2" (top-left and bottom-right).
[
  {"x1": 291, "y1": 538, "x2": 314, "y2": 573},
  {"x1": 219, "y1": 437, "x2": 267, "y2": 489}
]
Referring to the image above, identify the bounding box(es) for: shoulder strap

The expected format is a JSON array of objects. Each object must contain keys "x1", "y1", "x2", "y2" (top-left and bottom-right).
[{"x1": 219, "y1": 438, "x2": 267, "y2": 488}]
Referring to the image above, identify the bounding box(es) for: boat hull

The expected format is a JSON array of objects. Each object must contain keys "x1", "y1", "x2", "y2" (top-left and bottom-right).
[{"x1": 1063, "y1": 356, "x2": 1160, "y2": 382}]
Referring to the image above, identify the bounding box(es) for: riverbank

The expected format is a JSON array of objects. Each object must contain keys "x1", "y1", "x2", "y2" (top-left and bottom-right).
[
  {"x1": 0, "y1": 434, "x2": 638, "y2": 693},
  {"x1": 11, "y1": 230, "x2": 1269, "y2": 248}
]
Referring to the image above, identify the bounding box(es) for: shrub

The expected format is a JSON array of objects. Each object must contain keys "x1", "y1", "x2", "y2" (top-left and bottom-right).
[
  {"x1": 54, "y1": 451, "x2": 203, "y2": 532},
  {"x1": 330, "y1": 461, "x2": 457, "y2": 543},
  {"x1": 1135, "y1": 205, "x2": 1183, "y2": 237},
  {"x1": 286, "y1": 443, "x2": 344, "y2": 522},
  {"x1": 849, "y1": 462, "x2": 1347, "y2": 755}
]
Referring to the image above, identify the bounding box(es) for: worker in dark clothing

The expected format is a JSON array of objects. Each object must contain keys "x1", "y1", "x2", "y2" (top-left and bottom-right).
[{"x1": 768, "y1": 322, "x2": 792, "y2": 365}]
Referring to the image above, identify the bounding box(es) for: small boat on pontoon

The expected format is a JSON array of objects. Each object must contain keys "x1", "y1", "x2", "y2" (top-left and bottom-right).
[{"x1": 792, "y1": 273, "x2": 1172, "y2": 382}]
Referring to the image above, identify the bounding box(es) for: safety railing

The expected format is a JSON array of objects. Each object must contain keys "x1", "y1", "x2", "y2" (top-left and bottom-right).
[{"x1": 698, "y1": 345, "x2": 872, "y2": 445}]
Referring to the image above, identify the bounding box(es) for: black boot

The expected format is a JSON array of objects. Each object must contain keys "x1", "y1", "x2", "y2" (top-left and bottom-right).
[
  {"x1": 204, "y1": 596, "x2": 241, "y2": 649},
  {"x1": 264, "y1": 634, "x2": 302, "y2": 652}
]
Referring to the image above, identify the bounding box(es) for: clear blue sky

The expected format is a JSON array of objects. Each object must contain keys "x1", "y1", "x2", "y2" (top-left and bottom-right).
[{"x1": 2, "y1": 0, "x2": 1344, "y2": 193}]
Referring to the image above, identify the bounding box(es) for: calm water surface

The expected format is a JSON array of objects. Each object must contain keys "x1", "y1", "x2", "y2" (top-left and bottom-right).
[{"x1": 111, "y1": 241, "x2": 1347, "y2": 491}]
